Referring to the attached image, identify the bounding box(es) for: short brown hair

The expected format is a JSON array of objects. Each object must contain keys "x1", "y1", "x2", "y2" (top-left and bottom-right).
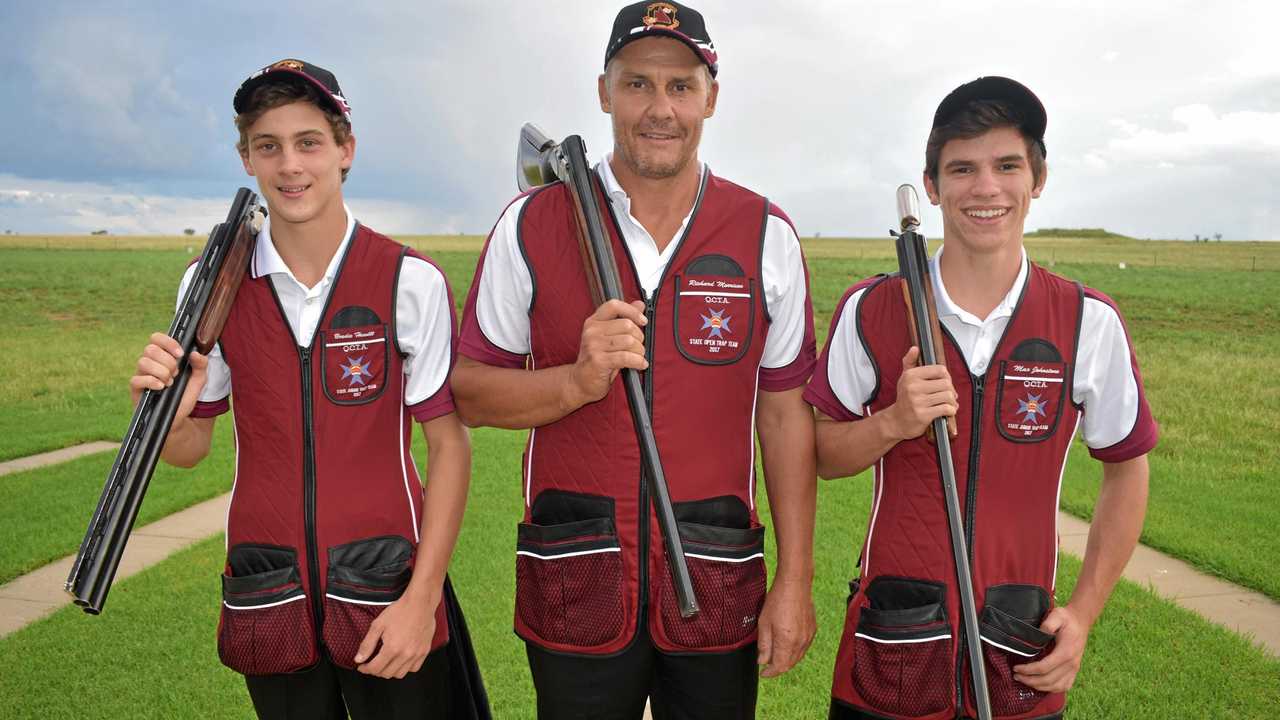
[
  {"x1": 235, "y1": 80, "x2": 353, "y2": 181},
  {"x1": 925, "y1": 100, "x2": 1045, "y2": 187}
]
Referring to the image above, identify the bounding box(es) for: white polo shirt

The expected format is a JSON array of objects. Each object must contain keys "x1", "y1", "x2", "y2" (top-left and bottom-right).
[
  {"x1": 178, "y1": 207, "x2": 454, "y2": 413},
  {"x1": 820, "y1": 246, "x2": 1147, "y2": 452},
  {"x1": 471, "y1": 156, "x2": 810, "y2": 372}
]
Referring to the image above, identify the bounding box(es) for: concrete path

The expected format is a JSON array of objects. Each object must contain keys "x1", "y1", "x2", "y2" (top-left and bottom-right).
[
  {"x1": 0, "y1": 441, "x2": 119, "y2": 477},
  {"x1": 0, "y1": 492, "x2": 229, "y2": 638},
  {"x1": 1058, "y1": 513, "x2": 1280, "y2": 654},
  {"x1": 1, "y1": 443, "x2": 1278, "y2": 661}
]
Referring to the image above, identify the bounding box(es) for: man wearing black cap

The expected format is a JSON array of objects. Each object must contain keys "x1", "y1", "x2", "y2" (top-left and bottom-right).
[
  {"x1": 128, "y1": 60, "x2": 475, "y2": 719},
  {"x1": 453, "y1": 2, "x2": 818, "y2": 717},
  {"x1": 804, "y1": 77, "x2": 1157, "y2": 719}
]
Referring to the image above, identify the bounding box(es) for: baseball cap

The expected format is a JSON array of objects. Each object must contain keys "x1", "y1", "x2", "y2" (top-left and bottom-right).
[
  {"x1": 933, "y1": 76, "x2": 1047, "y2": 157},
  {"x1": 604, "y1": 2, "x2": 719, "y2": 77},
  {"x1": 233, "y1": 59, "x2": 352, "y2": 124}
]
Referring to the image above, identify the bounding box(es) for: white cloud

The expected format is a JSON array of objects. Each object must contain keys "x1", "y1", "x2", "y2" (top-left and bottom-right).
[
  {"x1": 1108, "y1": 105, "x2": 1280, "y2": 162},
  {"x1": 0, "y1": 175, "x2": 457, "y2": 235}
]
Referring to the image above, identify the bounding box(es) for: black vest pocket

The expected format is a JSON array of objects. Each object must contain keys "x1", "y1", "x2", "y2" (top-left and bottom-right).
[
  {"x1": 319, "y1": 317, "x2": 390, "y2": 406},
  {"x1": 322, "y1": 535, "x2": 414, "y2": 669},
  {"x1": 979, "y1": 584, "x2": 1054, "y2": 716},
  {"x1": 515, "y1": 491, "x2": 625, "y2": 648},
  {"x1": 218, "y1": 544, "x2": 317, "y2": 676},
  {"x1": 850, "y1": 576, "x2": 952, "y2": 716},
  {"x1": 673, "y1": 259, "x2": 756, "y2": 365}
]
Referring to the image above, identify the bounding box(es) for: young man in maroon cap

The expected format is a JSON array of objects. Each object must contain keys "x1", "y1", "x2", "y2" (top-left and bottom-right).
[
  {"x1": 128, "y1": 59, "x2": 474, "y2": 719},
  {"x1": 452, "y1": 2, "x2": 818, "y2": 717},
  {"x1": 805, "y1": 77, "x2": 1157, "y2": 720}
]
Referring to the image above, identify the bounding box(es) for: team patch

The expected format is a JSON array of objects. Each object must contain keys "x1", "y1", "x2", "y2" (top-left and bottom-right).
[
  {"x1": 320, "y1": 319, "x2": 389, "y2": 405},
  {"x1": 674, "y1": 272, "x2": 753, "y2": 365},
  {"x1": 996, "y1": 359, "x2": 1067, "y2": 442}
]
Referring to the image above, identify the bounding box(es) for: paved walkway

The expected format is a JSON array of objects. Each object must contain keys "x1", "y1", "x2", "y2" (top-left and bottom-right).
[
  {"x1": 2, "y1": 444, "x2": 1278, "y2": 661},
  {"x1": 0, "y1": 492, "x2": 229, "y2": 638},
  {"x1": 0, "y1": 441, "x2": 119, "y2": 477}
]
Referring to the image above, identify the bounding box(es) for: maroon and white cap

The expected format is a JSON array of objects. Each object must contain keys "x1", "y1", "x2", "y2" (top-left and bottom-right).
[
  {"x1": 605, "y1": 2, "x2": 719, "y2": 77},
  {"x1": 233, "y1": 59, "x2": 352, "y2": 124}
]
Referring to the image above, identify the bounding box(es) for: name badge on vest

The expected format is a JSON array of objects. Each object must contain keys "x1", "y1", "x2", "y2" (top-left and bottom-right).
[
  {"x1": 673, "y1": 255, "x2": 755, "y2": 366},
  {"x1": 320, "y1": 306, "x2": 390, "y2": 406},
  {"x1": 996, "y1": 339, "x2": 1069, "y2": 443}
]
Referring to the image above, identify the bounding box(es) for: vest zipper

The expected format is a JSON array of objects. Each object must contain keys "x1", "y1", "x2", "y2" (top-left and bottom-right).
[
  {"x1": 955, "y1": 373, "x2": 986, "y2": 712},
  {"x1": 299, "y1": 347, "x2": 324, "y2": 642},
  {"x1": 638, "y1": 290, "x2": 658, "y2": 609}
]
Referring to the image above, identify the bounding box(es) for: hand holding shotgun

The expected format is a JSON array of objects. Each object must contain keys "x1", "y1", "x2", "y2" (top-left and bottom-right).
[
  {"x1": 516, "y1": 123, "x2": 699, "y2": 618},
  {"x1": 892, "y1": 183, "x2": 991, "y2": 720}
]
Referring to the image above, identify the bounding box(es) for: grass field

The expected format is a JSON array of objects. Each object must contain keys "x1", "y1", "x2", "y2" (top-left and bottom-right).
[{"x1": 1, "y1": 235, "x2": 1278, "y2": 716}]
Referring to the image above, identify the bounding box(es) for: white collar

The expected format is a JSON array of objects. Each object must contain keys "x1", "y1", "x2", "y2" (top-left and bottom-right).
[
  {"x1": 930, "y1": 245, "x2": 1029, "y2": 326},
  {"x1": 596, "y1": 152, "x2": 707, "y2": 204},
  {"x1": 251, "y1": 205, "x2": 356, "y2": 287}
]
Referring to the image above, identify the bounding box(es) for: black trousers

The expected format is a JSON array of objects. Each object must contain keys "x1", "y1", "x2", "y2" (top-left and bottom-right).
[
  {"x1": 244, "y1": 648, "x2": 452, "y2": 720},
  {"x1": 526, "y1": 627, "x2": 758, "y2": 720}
]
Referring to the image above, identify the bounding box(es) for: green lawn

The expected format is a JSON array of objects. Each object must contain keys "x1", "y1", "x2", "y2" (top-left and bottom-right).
[
  {"x1": 2, "y1": 426, "x2": 1278, "y2": 718},
  {"x1": 1, "y1": 239, "x2": 1278, "y2": 601},
  {"x1": 0, "y1": 237, "x2": 1278, "y2": 717}
]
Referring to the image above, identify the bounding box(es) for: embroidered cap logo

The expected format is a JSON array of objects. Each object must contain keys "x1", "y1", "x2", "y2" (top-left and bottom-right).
[
  {"x1": 271, "y1": 59, "x2": 306, "y2": 71},
  {"x1": 644, "y1": 2, "x2": 680, "y2": 29}
]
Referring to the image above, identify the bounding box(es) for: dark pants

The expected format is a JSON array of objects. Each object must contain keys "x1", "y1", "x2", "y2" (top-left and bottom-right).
[
  {"x1": 526, "y1": 628, "x2": 758, "y2": 720},
  {"x1": 245, "y1": 648, "x2": 452, "y2": 720}
]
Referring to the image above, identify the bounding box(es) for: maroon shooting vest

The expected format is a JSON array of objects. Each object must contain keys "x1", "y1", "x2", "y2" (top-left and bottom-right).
[
  {"x1": 213, "y1": 224, "x2": 448, "y2": 676},
  {"x1": 831, "y1": 266, "x2": 1083, "y2": 720},
  {"x1": 513, "y1": 172, "x2": 777, "y2": 655}
]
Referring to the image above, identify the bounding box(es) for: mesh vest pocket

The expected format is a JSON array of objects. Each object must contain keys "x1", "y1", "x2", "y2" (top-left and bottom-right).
[
  {"x1": 850, "y1": 577, "x2": 952, "y2": 717},
  {"x1": 979, "y1": 584, "x2": 1055, "y2": 715},
  {"x1": 217, "y1": 546, "x2": 316, "y2": 676},
  {"x1": 657, "y1": 520, "x2": 766, "y2": 650},
  {"x1": 515, "y1": 513, "x2": 624, "y2": 648},
  {"x1": 321, "y1": 536, "x2": 415, "y2": 669}
]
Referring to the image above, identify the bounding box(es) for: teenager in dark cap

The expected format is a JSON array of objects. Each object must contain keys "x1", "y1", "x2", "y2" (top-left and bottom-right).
[
  {"x1": 453, "y1": 2, "x2": 819, "y2": 717},
  {"x1": 129, "y1": 59, "x2": 480, "y2": 719},
  {"x1": 806, "y1": 76, "x2": 1157, "y2": 720}
]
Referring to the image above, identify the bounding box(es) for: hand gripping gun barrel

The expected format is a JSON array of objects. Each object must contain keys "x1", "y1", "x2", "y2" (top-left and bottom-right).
[
  {"x1": 892, "y1": 184, "x2": 991, "y2": 720},
  {"x1": 66, "y1": 188, "x2": 264, "y2": 614},
  {"x1": 516, "y1": 123, "x2": 698, "y2": 618}
]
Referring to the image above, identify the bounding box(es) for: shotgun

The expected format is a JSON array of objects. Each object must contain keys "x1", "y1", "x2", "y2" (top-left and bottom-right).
[
  {"x1": 516, "y1": 123, "x2": 698, "y2": 618},
  {"x1": 66, "y1": 188, "x2": 263, "y2": 614},
  {"x1": 893, "y1": 183, "x2": 991, "y2": 720}
]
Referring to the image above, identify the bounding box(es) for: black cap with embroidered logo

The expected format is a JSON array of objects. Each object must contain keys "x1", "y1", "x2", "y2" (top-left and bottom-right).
[
  {"x1": 933, "y1": 76, "x2": 1047, "y2": 157},
  {"x1": 233, "y1": 59, "x2": 352, "y2": 124},
  {"x1": 605, "y1": 2, "x2": 719, "y2": 77}
]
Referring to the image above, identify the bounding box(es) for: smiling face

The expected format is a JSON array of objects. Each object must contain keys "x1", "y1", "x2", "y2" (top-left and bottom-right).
[
  {"x1": 238, "y1": 99, "x2": 354, "y2": 229},
  {"x1": 924, "y1": 126, "x2": 1046, "y2": 256},
  {"x1": 598, "y1": 36, "x2": 718, "y2": 181}
]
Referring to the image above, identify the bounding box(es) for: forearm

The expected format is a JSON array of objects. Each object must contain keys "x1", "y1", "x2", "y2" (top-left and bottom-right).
[
  {"x1": 159, "y1": 416, "x2": 215, "y2": 468},
  {"x1": 451, "y1": 356, "x2": 587, "y2": 429},
  {"x1": 1068, "y1": 455, "x2": 1149, "y2": 625},
  {"x1": 814, "y1": 409, "x2": 902, "y2": 480},
  {"x1": 404, "y1": 414, "x2": 472, "y2": 604},
  {"x1": 758, "y1": 387, "x2": 816, "y2": 584}
]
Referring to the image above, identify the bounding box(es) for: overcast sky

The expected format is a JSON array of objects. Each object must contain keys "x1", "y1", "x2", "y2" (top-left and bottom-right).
[{"x1": 2, "y1": 0, "x2": 1277, "y2": 240}]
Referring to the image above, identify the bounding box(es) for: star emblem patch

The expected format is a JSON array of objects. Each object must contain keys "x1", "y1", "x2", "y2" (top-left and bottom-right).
[
  {"x1": 1016, "y1": 393, "x2": 1048, "y2": 423},
  {"x1": 699, "y1": 308, "x2": 732, "y2": 339},
  {"x1": 341, "y1": 355, "x2": 372, "y2": 386}
]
